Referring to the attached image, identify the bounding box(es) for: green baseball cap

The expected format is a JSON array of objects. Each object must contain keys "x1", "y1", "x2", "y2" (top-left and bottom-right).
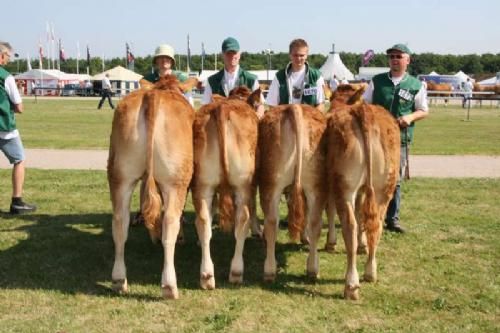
[
  {"x1": 386, "y1": 43, "x2": 411, "y2": 54},
  {"x1": 221, "y1": 37, "x2": 240, "y2": 53}
]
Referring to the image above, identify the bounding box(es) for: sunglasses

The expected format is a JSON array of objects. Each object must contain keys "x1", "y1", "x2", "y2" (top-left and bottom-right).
[{"x1": 388, "y1": 54, "x2": 404, "y2": 59}]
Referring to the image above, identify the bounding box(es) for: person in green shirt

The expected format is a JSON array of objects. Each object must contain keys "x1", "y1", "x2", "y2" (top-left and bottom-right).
[
  {"x1": 0, "y1": 41, "x2": 36, "y2": 214},
  {"x1": 363, "y1": 43, "x2": 429, "y2": 233},
  {"x1": 143, "y1": 44, "x2": 193, "y2": 106}
]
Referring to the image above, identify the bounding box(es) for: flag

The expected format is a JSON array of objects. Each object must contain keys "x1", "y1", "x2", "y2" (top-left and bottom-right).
[
  {"x1": 27, "y1": 54, "x2": 32, "y2": 71},
  {"x1": 86, "y1": 45, "x2": 90, "y2": 65},
  {"x1": 38, "y1": 39, "x2": 44, "y2": 69},
  {"x1": 126, "y1": 43, "x2": 135, "y2": 68},
  {"x1": 59, "y1": 39, "x2": 66, "y2": 62},
  {"x1": 362, "y1": 49, "x2": 375, "y2": 66}
]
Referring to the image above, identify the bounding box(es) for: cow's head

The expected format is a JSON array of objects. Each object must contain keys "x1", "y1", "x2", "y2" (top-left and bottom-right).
[{"x1": 329, "y1": 84, "x2": 365, "y2": 111}]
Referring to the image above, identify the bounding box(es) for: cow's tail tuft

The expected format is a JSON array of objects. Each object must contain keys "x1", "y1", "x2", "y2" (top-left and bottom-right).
[
  {"x1": 216, "y1": 104, "x2": 234, "y2": 232},
  {"x1": 142, "y1": 91, "x2": 162, "y2": 238},
  {"x1": 288, "y1": 104, "x2": 306, "y2": 241}
]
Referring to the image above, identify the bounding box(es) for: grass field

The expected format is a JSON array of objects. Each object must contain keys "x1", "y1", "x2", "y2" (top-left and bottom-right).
[
  {"x1": 15, "y1": 98, "x2": 500, "y2": 154},
  {"x1": 0, "y1": 170, "x2": 499, "y2": 332}
]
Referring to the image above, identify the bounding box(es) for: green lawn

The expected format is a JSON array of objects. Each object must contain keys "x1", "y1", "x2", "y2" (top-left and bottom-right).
[
  {"x1": 0, "y1": 170, "x2": 498, "y2": 332},
  {"x1": 15, "y1": 99, "x2": 500, "y2": 154}
]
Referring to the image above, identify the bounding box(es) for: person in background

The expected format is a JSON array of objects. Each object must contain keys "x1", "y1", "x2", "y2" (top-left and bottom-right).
[
  {"x1": 266, "y1": 38, "x2": 325, "y2": 112},
  {"x1": 202, "y1": 37, "x2": 265, "y2": 118},
  {"x1": 0, "y1": 41, "x2": 37, "y2": 214},
  {"x1": 462, "y1": 77, "x2": 473, "y2": 108},
  {"x1": 329, "y1": 74, "x2": 339, "y2": 92},
  {"x1": 362, "y1": 43, "x2": 429, "y2": 233},
  {"x1": 143, "y1": 44, "x2": 194, "y2": 106},
  {"x1": 97, "y1": 73, "x2": 114, "y2": 109},
  {"x1": 340, "y1": 77, "x2": 349, "y2": 84}
]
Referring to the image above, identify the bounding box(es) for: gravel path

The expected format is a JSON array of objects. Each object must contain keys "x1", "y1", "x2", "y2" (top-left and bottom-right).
[{"x1": 1, "y1": 149, "x2": 499, "y2": 178}]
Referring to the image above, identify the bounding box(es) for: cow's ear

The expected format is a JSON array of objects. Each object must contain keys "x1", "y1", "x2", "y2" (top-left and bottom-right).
[
  {"x1": 247, "y1": 88, "x2": 262, "y2": 107},
  {"x1": 178, "y1": 77, "x2": 198, "y2": 93},
  {"x1": 347, "y1": 86, "x2": 366, "y2": 105},
  {"x1": 140, "y1": 79, "x2": 154, "y2": 90}
]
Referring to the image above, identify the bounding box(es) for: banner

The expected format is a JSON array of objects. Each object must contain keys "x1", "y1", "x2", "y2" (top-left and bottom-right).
[{"x1": 362, "y1": 49, "x2": 375, "y2": 66}]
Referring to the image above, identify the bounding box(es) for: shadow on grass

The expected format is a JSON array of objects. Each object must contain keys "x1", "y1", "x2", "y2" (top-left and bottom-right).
[{"x1": 0, "y1": 210, "x2": 344, "y2": 300}]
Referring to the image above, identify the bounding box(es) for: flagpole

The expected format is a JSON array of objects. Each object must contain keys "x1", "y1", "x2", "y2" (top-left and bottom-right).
[
  {"x1": 201, "y1": 42, "x2": 204, "y2": 72},
  {"x1": 76, "y1": 41, "x2": 80, "y2": 74},
  {"x1": 187, "y1": 34, "x2": 191, "y2": 73},
  {"x1": 51, "y1": 22, "x2": 56, "y2": 70}
]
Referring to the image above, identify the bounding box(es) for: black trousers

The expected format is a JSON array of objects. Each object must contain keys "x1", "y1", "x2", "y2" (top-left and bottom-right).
[{"x1": 98, "y1": 89, "x2": 114, "y2": 109}]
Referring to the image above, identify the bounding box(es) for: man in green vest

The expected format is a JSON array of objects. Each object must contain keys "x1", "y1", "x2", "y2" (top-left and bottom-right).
[
  {"x1": 0, "y1": 41, "x2": 36, "y2": 214},
  {"x1": 143, "y1": 44, "x2": 194, "y2": 106},
  {"x1": 363, "y1": 43, "x2": 429, "y2": 233},
  {"x1": 266, "y1": 38, "x2": 325, "y2": 112},
  {"x1": 201, "y1": 37, "x2": 264, "y2": 118}
]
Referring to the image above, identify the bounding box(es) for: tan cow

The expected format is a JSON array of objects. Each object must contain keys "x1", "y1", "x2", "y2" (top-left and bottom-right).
[
  {"x1": 192, "y1": 86, "x2": 261, "y2": 289},
  {"x1": 259, "y1": 104, "x2": 327, "y2": 281},
  {"x1": 108, "y1": 75, "x2": 197, "y2": 299},
  {"x1": 326, "y1": 87, "x2": 400, "y2": 300}
]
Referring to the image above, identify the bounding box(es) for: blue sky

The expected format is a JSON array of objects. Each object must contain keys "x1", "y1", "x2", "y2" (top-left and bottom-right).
[{"x1": 3, "y1": 0, "x2": 499, "y2": 60}]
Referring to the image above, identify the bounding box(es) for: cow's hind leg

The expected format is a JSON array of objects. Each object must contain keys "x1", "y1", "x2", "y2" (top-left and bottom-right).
[
  {"x1": 229, "y1": 185, "x2": 252, "y2": 284},
  {"x1": 262, "y1": 187, "x2": 282, "y2": 282},
  {"x1": 159, "y1": 186, "x2": 187, "y2": 299},
  {"x1": 324, "y1": 195, "x2": 337, "y2": 253},
  {"x1": 305, "y1": 190, "x2": 324, "y2": 280},
  {"x1": 364, "y1": 200, "x2": 386, "y2": 283},
  {"x1": 110, "y1": 178, "x2": 137, "y2": 293},
  {"x1": 338, "y1": 194, "x2": 360, "y2": 300},
  {"x1": 194, "y1": 185, "x2": 216, "y2": 290}
]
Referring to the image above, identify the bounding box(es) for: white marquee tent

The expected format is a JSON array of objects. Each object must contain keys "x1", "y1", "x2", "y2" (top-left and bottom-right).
[
  {"x1": 454, "y1": 70, "x2": 473, "y2": 83},
  {"x1": 320, "y1": 52, "x2": 354, "y2": 82},
  {"x1": 14, "y1": 69, "x2": 91, "y2": 95},
  {"x1": 92, "y1": 66, "x2": 143, "y2": 96}
]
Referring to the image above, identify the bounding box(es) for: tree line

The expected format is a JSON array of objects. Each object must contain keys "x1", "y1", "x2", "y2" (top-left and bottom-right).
[{"x1": 5, "y1": 52, "x2": 499, "y2": 79}]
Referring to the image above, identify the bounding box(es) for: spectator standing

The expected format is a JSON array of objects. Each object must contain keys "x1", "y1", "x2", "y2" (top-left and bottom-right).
[
  {"x1": 97, "y1": 73, "x2": 114, "y2": 109},
  {"x1": 362, "y1": 43, "x2": 429, "y2": 233},
  {"x1": 0, "y1": 41, "x2": 37, "y2": 214}
]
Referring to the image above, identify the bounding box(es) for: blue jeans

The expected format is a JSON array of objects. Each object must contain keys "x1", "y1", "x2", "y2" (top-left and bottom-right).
[{"x1": 385, "y1": 144, "x2": 408, "y2": 225}]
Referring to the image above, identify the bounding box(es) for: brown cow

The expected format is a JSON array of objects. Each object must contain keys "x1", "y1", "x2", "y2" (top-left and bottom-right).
[
  {"x1": 108, "y1": 75, "x2": 197, "y2": 299},
  {"x1": 326, "y1": 87, "x2": 400, "y2": 300},
  {"x1": 192, "y1": 86, "x2": 262, "y2": 289},
  {"x1": 259, "y1": 104, "x2": 327, "y2": 281},
  {"x1": 426, "y1": 81, "x2": 452, "y2": 106}
]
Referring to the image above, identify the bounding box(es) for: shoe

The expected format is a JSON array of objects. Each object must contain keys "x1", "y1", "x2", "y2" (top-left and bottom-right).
[
  {"x1": 10, "y1": 200, "x2": 37, "y2": 214},
  {"x1": 385, "y1": 222, "x2": 405, "y2": 233}
]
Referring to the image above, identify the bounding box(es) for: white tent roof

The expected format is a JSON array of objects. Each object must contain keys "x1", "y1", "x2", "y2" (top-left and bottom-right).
[
  {"x1": 357, "y1": 67, "x2": 389, "y2": 80},
  {"x1": 15, "y1": 69, "x2": 64, "y2": 80},
  {"x1": 249, "y1": 70, "x2": 278, "y2": 81},
  {"x1": 428, "y1": 71, "x2": 440, "y2": 76},
  {"x1": 320, "y1": 52, "x2": 354, "y2": 81},
  {"x1": 454, "y1": 70, "x2": 472, "y2": 82},
  {"x1": 92, "y1": 66, "x2": 142, "y2": 81},
  {"x1": 478, "y1": 76, "x2": 497, "y2": 86}
]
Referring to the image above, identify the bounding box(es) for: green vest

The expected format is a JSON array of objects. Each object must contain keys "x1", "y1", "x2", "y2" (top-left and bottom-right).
[
  {"x1": 276, "y1": 63, "x2": 321, "y2": 106},
  {"x1": 372, "y1": 72, "x2": 422, "y2": 144},
  {"x1": 0, "y1": 67, "x2": 16, "y2": 132},
  {"x1": 208, "y1": 68, "x2": 257, "y2": 97},
  {"x1": 143, "y1": 70, "x2": 189, "y2": 83}
]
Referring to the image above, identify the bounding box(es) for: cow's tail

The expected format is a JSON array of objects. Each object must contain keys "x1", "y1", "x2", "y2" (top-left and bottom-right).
[
  {"x1": 215, "y1": 104, "x2": 234, "y2": 232},
  {"x1": 353, "y1": 105, "x2": 379, "y2": 246},
  {"x1": 142, "y1": 91, "x2": 163, "y2": 238},
  {"x1": 288, "y1": 104, "x2": 305, "y2": 241}
]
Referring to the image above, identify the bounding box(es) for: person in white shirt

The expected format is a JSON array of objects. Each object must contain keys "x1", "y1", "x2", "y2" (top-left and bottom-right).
[
  {"x1": 266, "y1": 38, "x2": 325, "y2": 112},
  {"x1": 97, "y1": 73, "x2": 114, "y2": 109},
  {"x1": 0, "y1": 41, "x2": 36, "y2": 214},
  {"x1": 462, "y1": 78, "x2": 474, "y2": 108},
  {"x1": 201, "y1": 37, "x2": 265, "y2": 118},
  {"x1": 329, "y1": 75, "x2": 339, "y2": 92}
]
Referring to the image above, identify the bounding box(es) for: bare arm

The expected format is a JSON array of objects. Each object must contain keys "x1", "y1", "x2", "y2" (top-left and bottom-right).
[
  {"x1": 398, "y1": 109, "x2": 428, "y2": 128},
  {"x1": 14, "y1": 103, "x2": 23, "y2": 113}
]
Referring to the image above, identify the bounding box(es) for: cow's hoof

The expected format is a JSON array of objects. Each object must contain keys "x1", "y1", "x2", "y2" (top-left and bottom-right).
[
  {"x1": 357, "y1": 245, "x2": 368, "y2": 255},
  {"x1": 344, "y1": 285, "x2": 360, "y2": 300},
  {"x1": 200, "y1": 273, "x2": 215, "y2": 290},
  {"x1": 364, "y1": 272, "x2": 377, "y2": 283},
  {"x1": 324, "y1": 242, "x2": 336, "y2": 253},
  {"x1": 300, "y1": 235, "x2": 310, "y2": 246},
  {"x1": 161, "y1": 285, "x2": 179, "y2": 299},
  {"x1": 111, "y1": 278, "x2": 128, "y2": 294},
  {"x1": 229, "y1": 271, "x2": 243, "y2": 284},
  {"x1": 263, "y1": 272, "x2": 276, "y2": 282},
  {"x1": 306, "y1": 271, "x2": 319, "y2": 281}
]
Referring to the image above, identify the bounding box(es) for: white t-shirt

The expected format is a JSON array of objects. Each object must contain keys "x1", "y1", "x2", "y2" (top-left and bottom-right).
[
  {"x1": 201, "y1": 66, "x2": 260, "y2": 105},
  {"x1": 329, "y1": 78, "x2": 339, "y2": 91},
  {"x1": 362, "y1": 73, "x2": 428, "y2": 112},
  {"x1": 102, "y1": 76, "x2": 112, "y2": 90},
  {"x1": 0, "y1": 75, "x2": 21, "y2": 139},
  {"x1": 266, "y1": 66, "x2": 325, "y2": 106}
]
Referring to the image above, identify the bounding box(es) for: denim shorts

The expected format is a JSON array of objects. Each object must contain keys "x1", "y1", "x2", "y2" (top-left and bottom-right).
[{"x1": 0, "y1": 135, "x2": 25, "y2": 164}]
